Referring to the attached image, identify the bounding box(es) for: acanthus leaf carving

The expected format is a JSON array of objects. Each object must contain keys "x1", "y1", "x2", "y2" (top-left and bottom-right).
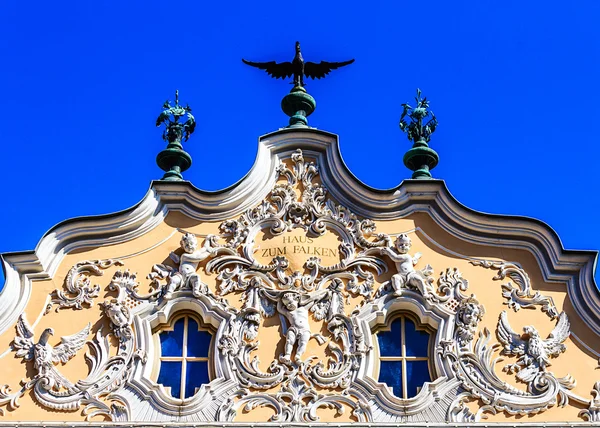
[
  {"x1": 579, "y1": 381, "x2": 600, "y2": 421},
  {"x1": 470, "y1": 260, "x2": 559, "y2": 319},
  {"x1": 45, "y1": 259, "x2": 123, "y2": 313},
  {"x1": 3, "y1": 148, "x2": 588, "y2": 423}
]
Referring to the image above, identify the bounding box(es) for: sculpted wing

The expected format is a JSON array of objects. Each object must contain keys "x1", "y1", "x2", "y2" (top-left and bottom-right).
[
  {"x1": 13, "y1": 314, "x2": 35, "y2": 360},
  {"x1": 544, "y1": 311, "x2": 570, "y2": 357},
  {"x1": 304, "y1": 59, "x2": 355, "y2": 79},
  {"x1": 51, "y1": 323, "x2": 91, "y2": 364},
  {"x1": 242, "y1": 59, "x2": 294, "y2": 79},
  {"x1": 155, "y1": 110, "x2": 170, "y2": 127},
  {"x1": 497, "y1": 311, "x2": 527, "y2": 356}
]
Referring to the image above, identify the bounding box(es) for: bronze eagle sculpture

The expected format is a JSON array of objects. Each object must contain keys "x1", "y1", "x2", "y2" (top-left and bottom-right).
[{"x1": 242, "y1": 41, "x2": 354, "y2": 87}]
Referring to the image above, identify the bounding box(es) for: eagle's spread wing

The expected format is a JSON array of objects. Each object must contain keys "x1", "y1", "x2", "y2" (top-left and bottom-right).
[
  {"x1": 156, "y1": 110, "x2": 170, "y2": 127},
  {"x1": 13, "y1": 314, "x2": 35, "y2": 360},
  {"x1": 304, "y1": 59, "x2": 355, "y2": 79},
  {"x1": 497, "y1": 311, "x2": 527, "y2": 356},
  {"x1": 242, "y1": 59, "x2": 294, "y2": 79},
  {"x1": 544, "y1": 311, "x2": 569, "y2": 358},
  {"x1": 51, "y1": 323, "x2": 91, "y2": 364}
]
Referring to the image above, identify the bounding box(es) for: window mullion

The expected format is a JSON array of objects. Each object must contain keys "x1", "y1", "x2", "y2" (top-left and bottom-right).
[
  {"x1": 181, "y1": 316, "x2": 189, "y2": 399},
  {"x1": 401, "y1": 316, "x2": 408, "y2": 399}
]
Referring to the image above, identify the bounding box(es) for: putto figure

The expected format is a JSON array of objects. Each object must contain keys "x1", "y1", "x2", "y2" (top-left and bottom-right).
[
  {"x1": 268, "y1": 289, "x2": 329, "y2": 365},
  {"x1": 242, "y1": 41, "x2": 354, "y2": 87},
  {"x1": 380, "y1": 234, "x2": 434, "y2": 299},
  {"x1": 150, "y1": 233, "x2": 216, "y2": 299}
]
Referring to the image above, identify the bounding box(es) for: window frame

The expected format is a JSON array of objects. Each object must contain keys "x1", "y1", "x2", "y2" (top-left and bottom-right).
[
  {"x1": 155, "y1": 312, "x2": 213, "y2": 400},
  {"x1": 376, "y1": 312, "x2": 434, "y2": 399}
]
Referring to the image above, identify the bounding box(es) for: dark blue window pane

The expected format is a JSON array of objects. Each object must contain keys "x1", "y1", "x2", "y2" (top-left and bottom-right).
[
  {"x1": 406, "y1": 360, "x2": 431, "y2": 397},
  {"x1": 187, "y1": 319, "x2": 212, "y2": 358},
  {"x1": 379, "y1": 361, "x2": 403, "y2": 398},
  {"x1": 157, "y1": 361, "x2": 182, "y2": 398},
  {"x1": 378, "y1": 318, "x2": 402, "y2": 356},
  {"x1": 404, "y1": 318, "x2": 430, "y2": 357},
  {"x1": 160, "y1": 318, "x2": 184, "y2": 357},
  {"x1": 185, "y1": 361, "x2": 209, "y2": 398}
]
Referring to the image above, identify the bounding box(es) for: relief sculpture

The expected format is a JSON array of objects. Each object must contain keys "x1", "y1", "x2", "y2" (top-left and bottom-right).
[{"x1": 0, "y1": 149, "x2": 592, "y2": 424}]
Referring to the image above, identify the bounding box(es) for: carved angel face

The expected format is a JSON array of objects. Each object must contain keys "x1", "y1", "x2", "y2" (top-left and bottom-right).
[
  {"x1": 181, "y1": 233, "x2": 198, "y2": 253},
  {"x1": 104, "y1": 301, "x2": 129, "y2": 326},
  {"x1": 395, "y1": 234, "x2": 412, "y2": 254},
  {"x1": 461, "y1": 303, "x2": 481, "y2": 326},
  {"x1": 282, "y1": 292, "x2": 300, "y2": 311}
]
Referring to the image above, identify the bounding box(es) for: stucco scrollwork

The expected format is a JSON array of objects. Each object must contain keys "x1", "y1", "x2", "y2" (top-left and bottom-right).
[
  {"x1": 579, "y1": 381, "x2": 600, "y2": 422},
  {"x1": 0, "y1": 148, "x2": 589, "y2": 424},
  {"x1": 45, "y1": 259, "x2": 123, "y2": 313},
  {"x1": 471, "y1": 260, "x2": 558, "y2": 319}
]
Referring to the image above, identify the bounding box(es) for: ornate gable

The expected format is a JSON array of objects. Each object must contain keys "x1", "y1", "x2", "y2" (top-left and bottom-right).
[{"x1": 0, "y1": 129, "x2": 598, "y2": 425}]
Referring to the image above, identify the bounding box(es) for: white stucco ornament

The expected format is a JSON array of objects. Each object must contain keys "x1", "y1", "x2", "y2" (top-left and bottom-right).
[{"x1": 0, "y1": 136, "x2": 594, "y2": 424}]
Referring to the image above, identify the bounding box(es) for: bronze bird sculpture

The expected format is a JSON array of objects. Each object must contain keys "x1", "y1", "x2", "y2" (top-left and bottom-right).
[{"x1": 242, "y1": 41, "x2": 354, "y2": 87}]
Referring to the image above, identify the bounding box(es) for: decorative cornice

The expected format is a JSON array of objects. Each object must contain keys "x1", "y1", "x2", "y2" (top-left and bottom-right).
[
  {"x1": 0, "y1": 126, "x2": 597, "y2": 340},
  {"x1": 0, "y1": 422, "x2": 597, "y2": 427}
]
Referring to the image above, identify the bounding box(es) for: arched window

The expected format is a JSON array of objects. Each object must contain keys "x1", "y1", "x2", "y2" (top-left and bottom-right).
[
  {"x1": 156, "y1": 314, "x2": 212, "y2": 399},
  {"x1": 377, "y1": 314, "x2": 432, "y2": 399}
]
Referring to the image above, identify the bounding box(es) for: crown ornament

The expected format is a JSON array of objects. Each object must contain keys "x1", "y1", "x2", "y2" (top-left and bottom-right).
[
  {"x1": 400, "y1": 89, "x2": 439, "y2": 179},
  {"x1": 155, "y1": 90, "x2": 195, "y2": 181}
]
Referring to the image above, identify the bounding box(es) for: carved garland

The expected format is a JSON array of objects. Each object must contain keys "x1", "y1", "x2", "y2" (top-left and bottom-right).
[{"x1": 0, "y1": 149, "x2": 588, "y2": 422}]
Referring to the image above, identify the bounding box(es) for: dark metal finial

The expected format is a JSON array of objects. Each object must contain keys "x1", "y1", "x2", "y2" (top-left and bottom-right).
[
  {"x1": 399, "y1": 89, "x2": 438, "y2": 144},
  {"x1": 155, "y1": 90, "x2": 194, "y2": 181},
  {"x1": 242, "y1": 42, "x2": 353, "y2": 128},
  {"x1": 400, "y1": 89, "x2": 440, "y2": 179},
  {"x1": 242, "y1": 41, "x2": 354, "y2": 88}
]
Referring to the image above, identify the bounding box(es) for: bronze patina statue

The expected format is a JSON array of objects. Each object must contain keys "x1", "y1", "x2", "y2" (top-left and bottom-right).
[{"x1": 242, "y1": 41, "x2": 354, "y2": 87}]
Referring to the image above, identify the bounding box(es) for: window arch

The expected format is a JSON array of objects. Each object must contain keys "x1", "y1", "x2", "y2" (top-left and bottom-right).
[
  {"x1": 376, "y1": 314, "x2": 432, "y2": 399},
  {"x1": 156, "y1": 314, "x2": 212, "y2": 399}
]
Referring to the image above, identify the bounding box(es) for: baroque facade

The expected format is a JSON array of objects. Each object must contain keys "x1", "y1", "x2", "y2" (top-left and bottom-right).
[{"x1": 0, "y1": 126, "x2": 599, "y2": 426}]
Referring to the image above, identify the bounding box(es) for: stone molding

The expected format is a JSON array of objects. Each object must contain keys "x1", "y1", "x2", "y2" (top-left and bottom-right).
[{"x1": 0, "y1": 128, "x2": 598, "y2": 424}]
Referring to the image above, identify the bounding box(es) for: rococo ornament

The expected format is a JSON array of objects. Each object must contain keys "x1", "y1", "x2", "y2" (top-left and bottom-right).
[{"x1": 0, "y1": 149, "x2": 589, "y2": 423}]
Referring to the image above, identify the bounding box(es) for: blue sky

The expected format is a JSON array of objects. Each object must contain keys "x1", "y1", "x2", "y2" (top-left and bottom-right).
[{"x1": 0, "y1": 1, "x2": 598, "y2": 286}]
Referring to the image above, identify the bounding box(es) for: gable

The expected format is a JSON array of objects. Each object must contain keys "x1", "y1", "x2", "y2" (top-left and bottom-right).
[{"x1": 0, "y1": 129, "x2": 598, "y2": 425}]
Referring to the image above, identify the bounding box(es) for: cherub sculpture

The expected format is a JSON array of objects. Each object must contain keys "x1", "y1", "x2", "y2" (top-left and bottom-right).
[
  {"x1": 497, "y1": 311, "x2": 570, "y2": 383},
  {"x1": 13, "y1": 314, "x2": 90, "y2": 392},
  {"x1": 455, "y1": 295, "x2": 485, "y2": 348},
  {"x1": 380, "y1": 234, "x2": 434, "y2": 298},
  {"x1": 264, "y1": 289, "x2": 329, "y2": 365},
  {"x1": 150, "y1": 233, "x2": 215, "y2": 299},
  {"x1": 100, "y1": 299, "x2": 132, "y2": 340}
]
